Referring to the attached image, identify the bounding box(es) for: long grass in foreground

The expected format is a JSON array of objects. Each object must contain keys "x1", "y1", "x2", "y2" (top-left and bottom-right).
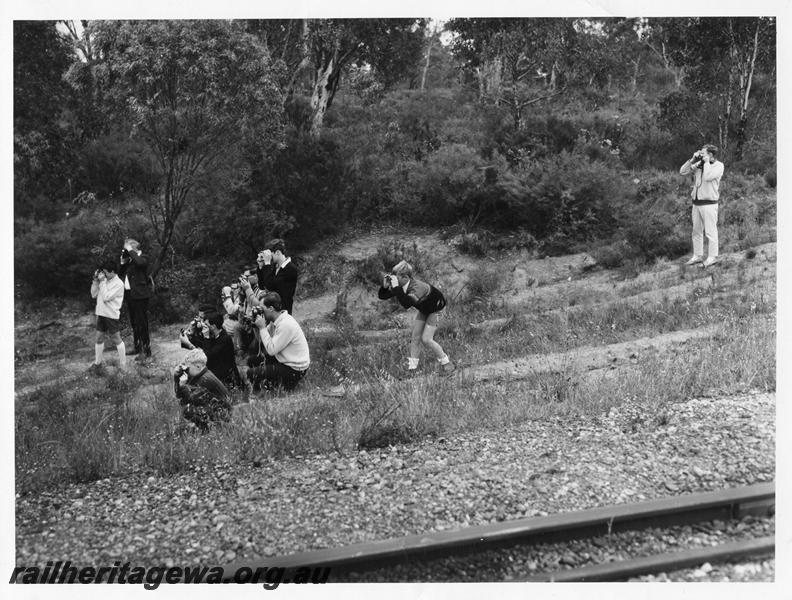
[{"x1": 15, "y1": 306, "x2": 774, "y2": 494}]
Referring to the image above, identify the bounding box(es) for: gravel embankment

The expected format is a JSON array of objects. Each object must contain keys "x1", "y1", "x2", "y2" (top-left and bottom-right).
[{"x1": 16, "y1": 392, "x2": 775, "y2": 583}]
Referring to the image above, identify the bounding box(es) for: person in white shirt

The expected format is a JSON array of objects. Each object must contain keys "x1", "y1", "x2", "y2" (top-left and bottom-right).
[
  {"x1": 680, "y1": 144, "x2": 725, "y2": 268},
  {"x1": 247, "y1": 292, "x2": 310, "y2": 392},
  {"x1": 88, "y1": 262, "x2": 127, "y2": 374}
]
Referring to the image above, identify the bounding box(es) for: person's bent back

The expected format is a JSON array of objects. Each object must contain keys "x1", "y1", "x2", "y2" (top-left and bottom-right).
[{"x1": 173, "y1": 348, "x2": 232, "y2": 431}]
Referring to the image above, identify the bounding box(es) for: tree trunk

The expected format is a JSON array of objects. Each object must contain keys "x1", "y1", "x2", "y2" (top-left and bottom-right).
[
  {"x1": 735, "y1": 21, "x2": 760, "y2": 161},
  {"x1": 285, "y1": 19, "x2": 311, "y2": 103},
  {"x1": 631, "y1": 57, "x2": 640, "y2": 92},
  {"x1": 420, "y1": 35, "x2": 434, "y2": 91},
  {"x1": 309, "y1": 58, "x2": 335, "y2": 137}
]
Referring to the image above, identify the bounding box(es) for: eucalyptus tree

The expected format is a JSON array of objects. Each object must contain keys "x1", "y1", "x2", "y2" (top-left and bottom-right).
[
  {"x1": 14, "y1": 20, "x2": 76, "y2": 215},
  {"x1": 245, "y1": 19, "x2": 427, "y2": 136},
  {"x1": 71, "y1": 20, "x2": 285, "y2": 277},
  {"x1": 445, "y1": 18, "x2": 576, "y2": 129}
]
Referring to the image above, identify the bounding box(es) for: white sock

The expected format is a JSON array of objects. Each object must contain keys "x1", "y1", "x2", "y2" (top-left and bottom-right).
[
  {"x1": 407, "y1": 357, "x2": 420, "y2": 370},
  {"x1": 94, "y1": 343, "x2": 104, "y2": 364},
  {"x1": 116, "y1": 342, "x2": 126, "y2": 368},
  {"x1": 437, "y1": 355, "x2": 450, "y2": 365}
]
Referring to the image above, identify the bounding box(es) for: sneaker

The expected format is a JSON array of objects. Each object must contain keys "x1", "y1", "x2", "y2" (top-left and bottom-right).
[
  {"x1": 125, "y1": 347, "x2": 140, "y2": 356},
  {"x1": 685, "y1": 255, "x2": 703, "y2": 266},
  {"x1": 441, "y1": 361, "x2": 456, "y2": 375},
  {"x1": 702, "y1": 256, "x2": 719, "y2": 268},
  {"x1": 86, "y1": 363, "x2": 107, "y2": 376}
]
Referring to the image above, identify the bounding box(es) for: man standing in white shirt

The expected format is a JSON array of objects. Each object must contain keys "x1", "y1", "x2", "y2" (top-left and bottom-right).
[
  {"x1": 680, "y1": 144, "x2": 725, "y2": 268},
  {"x1": 247, "y1": 292, "x2": 310, "y2": 392},
  {"x1": 88, "y1": 262, "x2": 127, "y2": 374}
]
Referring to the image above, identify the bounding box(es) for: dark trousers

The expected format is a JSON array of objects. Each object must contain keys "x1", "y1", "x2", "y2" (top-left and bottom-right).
[
  {"x1": 127, "y1": 296, "x2": 151, "y2": 354},
  {"x1": 247, "y1": 354, "x2": 306, "y2": 391}
]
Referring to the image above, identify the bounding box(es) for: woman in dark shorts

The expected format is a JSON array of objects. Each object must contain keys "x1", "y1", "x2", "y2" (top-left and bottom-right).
[{"x1": 378, "y1": 260, "x2": 455, "y2": 374}]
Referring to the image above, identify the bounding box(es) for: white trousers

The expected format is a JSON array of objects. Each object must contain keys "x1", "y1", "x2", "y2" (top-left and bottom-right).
[{"x1": 692, "y1": 204, "x2": 718, "y2": 258}]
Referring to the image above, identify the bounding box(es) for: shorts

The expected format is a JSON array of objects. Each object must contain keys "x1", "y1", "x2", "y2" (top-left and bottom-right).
[
  {"x1": 96, "y1": 315, "x2": 121, "y2": 334},
  {"x1": 415, "y1": 311, "x2": 440, "y2": 326}
]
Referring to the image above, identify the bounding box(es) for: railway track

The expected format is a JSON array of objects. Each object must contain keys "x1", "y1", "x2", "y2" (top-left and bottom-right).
[{"x1": 222, "y1": 482, "x2": 774, "y2": 582}]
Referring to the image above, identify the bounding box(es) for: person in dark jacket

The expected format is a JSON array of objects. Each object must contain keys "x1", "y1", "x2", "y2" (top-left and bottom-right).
[
  {"x1": 173, "y1": 348, "x2": 232, "y2": 432},
  {"x1": 256, "y1": 238, "x2": 298, "y2": 314},
  {"x1": 181, "y1": 312, "x2": 243, "y2": 391},
  {"x1": 378, "y1": 260, "x2": 455, "y2": 374},
  {"x1": 118, "y1": 238, "x2": 153, "y2": 359}
]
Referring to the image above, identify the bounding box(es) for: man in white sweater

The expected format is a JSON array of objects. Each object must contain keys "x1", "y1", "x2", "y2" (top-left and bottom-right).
[
  {"x1": 247, "y1": 292, "x2": 310, "y2": 392},
  {"x1": 88, "y1": 262, "x2": 127, "y2": 374},
  {"x1": 680, "y1": 144, "x2": 725, "y2": 268}
]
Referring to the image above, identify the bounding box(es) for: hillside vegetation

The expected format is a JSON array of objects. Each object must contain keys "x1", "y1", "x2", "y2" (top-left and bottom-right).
[{"x1": 14, "y1": 18, "x2": 777, "y2": 494}]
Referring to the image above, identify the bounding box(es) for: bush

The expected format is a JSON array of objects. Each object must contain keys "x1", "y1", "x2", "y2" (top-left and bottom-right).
[
  {"x1": 764, "y1": 168, "x2": 776, "y2": 188},
  {"x1": 623, "y1": 212, "x2": 689, "y2": 261},
  {"x1": 352, "y1": 239, "x2": 429, "y2": 287},
  {"x1": 464, "y1": 265, "x2": 503, "y2": 304},
  {"x1": 388, "y1": 143, "x2": 488, "y2": 225},
  {"x1": 15, "y1": 206, "x2": 150, "y2": 298},
  {"x1": 515, "y1": 153, "x2": 628, "y2": 242},
  {"x1": 591, "y1": 240, "x2": 635, "y2": 269}
]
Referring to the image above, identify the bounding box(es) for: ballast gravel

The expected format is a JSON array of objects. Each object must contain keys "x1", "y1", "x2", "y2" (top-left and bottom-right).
[{"x1": 16, "y1": 391, "x2": 775, "y2": 582}]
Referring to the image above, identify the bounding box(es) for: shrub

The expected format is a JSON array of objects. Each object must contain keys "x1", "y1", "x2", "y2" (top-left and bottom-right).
[
  {"x1": 388, "y1": 143, "x2": 488, "y2": 225},
  {"x1": 353, "y1": 239, "x2": 430, "y2": 286},
  {"x1": 591, "y1": 240, "x2": 635, "y2": 269},
  {"x1": 764, "y1": 168, "x2": 776, "y2": 188},
  {"x1": 464, "y1": 265, "x2": 503, "y2": 304},
  {"x1": 516, "y1": 153, "x2": 628, "y2": 242},
  {"x1": 15, "y1": 205, "x2": 151, "y2": 298},
  {"x1": 623, "y1": 212, "x2": 689, "y2": 261}
]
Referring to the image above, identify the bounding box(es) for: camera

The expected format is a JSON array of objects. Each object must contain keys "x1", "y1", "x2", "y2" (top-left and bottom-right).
[
  {"x1": 251, "y1": 306, "x2": 266, "y2": 320},
  {"x1": 121, "y1": 248, "x2": 130, "y2": 259}
]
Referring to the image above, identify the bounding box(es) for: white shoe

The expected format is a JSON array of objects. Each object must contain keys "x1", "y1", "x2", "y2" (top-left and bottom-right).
[
  {"x1": 702, "y1": 256, "x2": 719, "y2": 268},
  {"x1": 685, "y1": 255, "x2": 703, "y2": 266}
]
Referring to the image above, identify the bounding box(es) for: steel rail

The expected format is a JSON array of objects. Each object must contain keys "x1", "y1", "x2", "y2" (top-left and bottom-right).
[
  {"x1": 220, "y1": 481, "x2": 774, "y2": 580},
  {"x1": 521, "y1": 535, "x2": 775, "y2": 582}
]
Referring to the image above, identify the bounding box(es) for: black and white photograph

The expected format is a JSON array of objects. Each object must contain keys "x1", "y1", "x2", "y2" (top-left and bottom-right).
[{"x1": 5, "y1": 0, "x2": 789, "y2": 597}]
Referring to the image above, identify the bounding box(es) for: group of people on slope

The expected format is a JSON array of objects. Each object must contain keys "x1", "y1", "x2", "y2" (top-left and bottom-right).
[
  {"x1": 174, "y1": 239, "x2": 310, "y2": 430},
  {"x1": 171, "y1": 247, "x2": 455, "y2": 431},
  {"x1": 91, "y1": 145, "x2": 721, "y2": 432}
]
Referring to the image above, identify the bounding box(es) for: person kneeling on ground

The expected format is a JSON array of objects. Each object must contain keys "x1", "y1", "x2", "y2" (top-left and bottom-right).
[
  {"x1": 247, "y1": 292, "x2": 310, "y2": 392},
  {"x1": 378, "y1": 260, "x2": 455, "y2": 374},
  {"x1": 186, "y1": 312, "x2": 244, "y2": 392},
  {"x1": 88, "y1": 262, "x2": 127, "y2": 375},
  {"x1": 173, "y1": 348, "x2": 232, "y2": 432},
  {"x1": 180, "y1": 303, "x2": 218, "y2": 350}
]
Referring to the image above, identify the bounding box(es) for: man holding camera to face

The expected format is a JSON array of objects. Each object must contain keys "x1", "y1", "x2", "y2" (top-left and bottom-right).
[
  {"x1": 172, "y1": 348, "x2": 232, "y2": 432},
  {"x1": 680, "y1": 144, "x2": 725, "y2": 268},
  {"x1": 180, "y1": 312, "x2": 243, "y2": 391},
  {"x1": 118, "y1": 238, "x2": 153, "y2": 359},
  {"x1": 88, "y1": 262, "x2": 127, "y2": 375},
  {"x1": 256, "y1": 239, "x2": 298, "y2": 315},
  {"x1": 246, "y1": 292, "x2": 310, "y2": 392}
]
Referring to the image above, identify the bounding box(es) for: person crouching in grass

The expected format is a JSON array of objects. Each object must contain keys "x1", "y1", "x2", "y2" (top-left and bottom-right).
[
  {"x1": 378, "y1": 260, "x2": 455, "y2": 374},
  {"x1": 173, "y1": 348, "x2": 232, "y2": 432},
  {"x1": 247, "y1": 292, "x2": 310, "y2": 392},
  {"x1": 88, "y1": 262, "x2": 126, "y2": 375}
]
